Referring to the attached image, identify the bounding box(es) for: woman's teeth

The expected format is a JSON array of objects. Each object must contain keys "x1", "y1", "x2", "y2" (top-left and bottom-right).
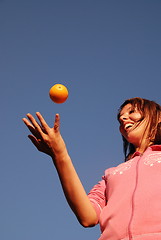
[{"x1": 125, "y1": 123, "x2": 133, "y2": 129}]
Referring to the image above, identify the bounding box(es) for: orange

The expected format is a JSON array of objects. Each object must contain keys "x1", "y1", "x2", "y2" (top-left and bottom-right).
[{"x1": 49, "y1": 84, "x2": 68, "y2": 104}]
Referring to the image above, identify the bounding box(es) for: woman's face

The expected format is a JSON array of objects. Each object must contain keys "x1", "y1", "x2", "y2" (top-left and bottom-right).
[{"x1": 119, "y1": 103, "x2": 149, "y2": 150}]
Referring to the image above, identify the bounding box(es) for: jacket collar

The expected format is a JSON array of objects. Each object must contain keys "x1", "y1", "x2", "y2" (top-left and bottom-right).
[{"x1": 131, "y1": 145, "x2": 161, "y2": 158}]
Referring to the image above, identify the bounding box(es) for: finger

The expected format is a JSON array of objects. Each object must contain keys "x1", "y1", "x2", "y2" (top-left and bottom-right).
[
  {"x1": 54, "y1": 113, "x2": 60, "y2": 132},
  {"x1": 22, "y1": 118, "x2": 36, "y2": 134},
  {"x1": 22, "y1": 117, "x2": 33, "y2": 127},
  {"x1": 36, "y1": 112, "x2": 49, "y2": 133},
  {"x1": 26, "y1": 113, "x2": 44, "y2": 137},
  {"x1": 22, "y1": 117, "x2": 42, "y2": 138},
  {"x1": 28, "y1": 135, "x2": 42, "y2": 150}
]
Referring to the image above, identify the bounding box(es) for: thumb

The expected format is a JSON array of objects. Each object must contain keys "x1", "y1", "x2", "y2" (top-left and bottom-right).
[{"x1": 54, "y1": 114, "x2": 60, "y2": 132}]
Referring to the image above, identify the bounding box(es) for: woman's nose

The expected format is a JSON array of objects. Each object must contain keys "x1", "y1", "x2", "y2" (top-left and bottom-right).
[{"x1": 119, "y1": 114, "x2": 128, "y2": 121}]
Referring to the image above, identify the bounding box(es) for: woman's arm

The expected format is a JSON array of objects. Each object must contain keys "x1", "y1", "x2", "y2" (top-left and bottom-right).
[{"x1": 22, "y1": 112, "x2": 98, "y2": 227}]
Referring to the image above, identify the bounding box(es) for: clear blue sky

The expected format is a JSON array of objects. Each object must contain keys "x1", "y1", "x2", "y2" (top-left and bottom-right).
[{"x1": 1, "y1": 1, "x2": 161, "y2": 239}]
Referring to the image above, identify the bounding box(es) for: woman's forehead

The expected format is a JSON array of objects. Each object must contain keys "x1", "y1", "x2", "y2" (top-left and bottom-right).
[{"x1": 119, "y1": 103, "x2": 132, "y2": 115}]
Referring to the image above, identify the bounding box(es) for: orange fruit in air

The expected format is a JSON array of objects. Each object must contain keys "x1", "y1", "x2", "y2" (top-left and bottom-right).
[{"x1": 49, "y1": 84, "x2": 68, "y2": 104}]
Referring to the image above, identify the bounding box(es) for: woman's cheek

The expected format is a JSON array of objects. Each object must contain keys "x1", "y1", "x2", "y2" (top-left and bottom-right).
[
  {"x1": 119, "y1": 126, "x2": 125, "y2": 136},
  {"x1": 130, "y1": 112, "x2": 142, "y2": 121}
]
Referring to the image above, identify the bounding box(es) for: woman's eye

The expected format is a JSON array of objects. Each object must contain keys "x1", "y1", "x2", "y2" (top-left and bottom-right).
[{"x1": 129, "y1": 110, "x2": 135, "y2": 114}]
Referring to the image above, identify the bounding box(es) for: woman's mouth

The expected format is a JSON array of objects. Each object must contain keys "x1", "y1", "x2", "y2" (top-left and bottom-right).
[{"x1": 124, "y1": 123, "x2": 134, "y2": 130}]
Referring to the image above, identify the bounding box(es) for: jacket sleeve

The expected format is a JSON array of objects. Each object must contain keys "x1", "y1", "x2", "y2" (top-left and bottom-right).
[{"x1": 87, "y1": 175, "x2": 107, "y2": 220}]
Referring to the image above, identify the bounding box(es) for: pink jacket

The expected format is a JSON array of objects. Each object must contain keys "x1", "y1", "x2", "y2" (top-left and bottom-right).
[{"x1": 88, "y1": 145, "x2": 161, "y2": 240}]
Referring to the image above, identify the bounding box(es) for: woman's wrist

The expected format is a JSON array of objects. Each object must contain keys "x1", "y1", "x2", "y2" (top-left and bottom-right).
[{"x1": 51, "y1": 149, "x2": 70, "y2": 166}]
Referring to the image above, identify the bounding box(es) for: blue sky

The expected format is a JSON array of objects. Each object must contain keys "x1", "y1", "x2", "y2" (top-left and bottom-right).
[{"x1": 1, "y1": 1, "x2": 161, "y2": 239}]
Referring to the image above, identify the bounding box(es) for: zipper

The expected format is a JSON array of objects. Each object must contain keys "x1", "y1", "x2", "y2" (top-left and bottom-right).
[{"x1": 127, "y1": 155, "x2": 142, "y2": 240}]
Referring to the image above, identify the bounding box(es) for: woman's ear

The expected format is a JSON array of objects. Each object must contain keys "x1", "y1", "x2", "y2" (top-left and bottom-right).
[{"x1": 159, "y1": 115, "x2": 161, "y2": 123}]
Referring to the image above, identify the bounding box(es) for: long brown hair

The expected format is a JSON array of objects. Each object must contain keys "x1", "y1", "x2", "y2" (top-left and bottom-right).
[{"x1": 117, "y1": 97, "x2": 161, "y2": 161}]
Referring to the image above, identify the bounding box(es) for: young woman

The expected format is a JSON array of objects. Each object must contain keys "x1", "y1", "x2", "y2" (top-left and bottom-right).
[{"x1": 22, "y1": 97, "x2": 161, "y2": 240}]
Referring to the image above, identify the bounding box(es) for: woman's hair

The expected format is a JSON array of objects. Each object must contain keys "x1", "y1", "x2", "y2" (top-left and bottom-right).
[{"x1": 117, "y1": 97, "x2": 161, "y2": 161}]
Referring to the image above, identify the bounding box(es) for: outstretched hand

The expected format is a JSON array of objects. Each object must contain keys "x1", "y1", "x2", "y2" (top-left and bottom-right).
[
  {"x1": 22, "y1": 112, "x2": 98, "y2": 227},
  {"x1": 22, "y1": 112, "x2": 67, "y2": 161}
]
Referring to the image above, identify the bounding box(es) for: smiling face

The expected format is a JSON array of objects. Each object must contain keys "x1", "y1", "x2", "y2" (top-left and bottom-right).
[
  {"x1": 118, "y1": 103, "x2": 149, "y2": 151},
  {"x1": 118, "y1": 97, "x2": 161, "y2": 158}
]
